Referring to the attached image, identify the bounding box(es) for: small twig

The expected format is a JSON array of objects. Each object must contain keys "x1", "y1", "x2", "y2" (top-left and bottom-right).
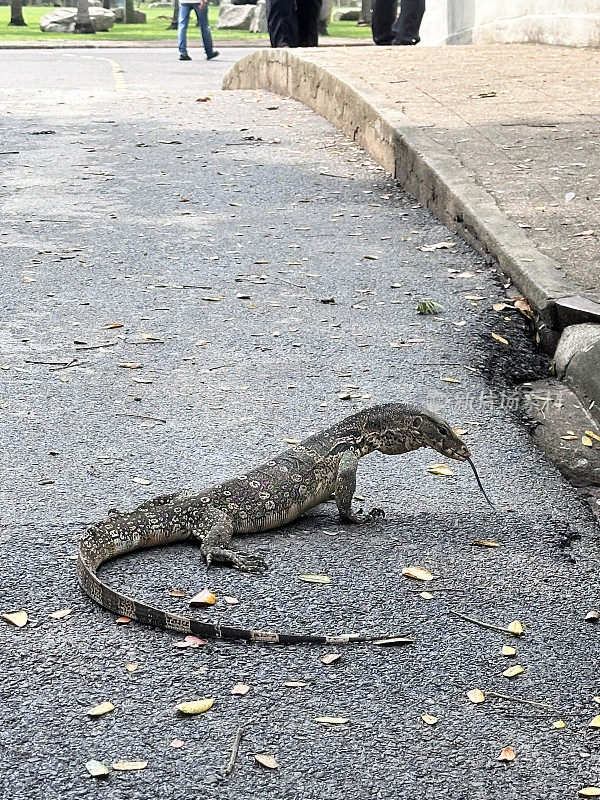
[
  {"x1": 25, "y1": 359, "x2": 70, "y2": 366},
  {"x1": 49, "y1": 359, "x2": 83, "y2": 371},
  {"x1": 74, "y1": 341, "x2": 118, "y2": 351},
  {"x1": 486, "y1": 691, "x2": 554, "y2": 711},
  {"x1": 449, "y1": 610, "x2": 522, "y2": 636},
  {"x1": 225, "y1": 718, "x2": 253, "y2": 777}
]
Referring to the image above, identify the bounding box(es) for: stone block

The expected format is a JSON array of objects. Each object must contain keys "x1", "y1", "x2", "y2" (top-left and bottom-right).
[
  {"x1": 215, "y1": 2, "x2": 255, "y2": 29},
  {"x1": 331, "y1": 6, "x2": 359, "y2": 20},
  {"x1": 40, "y1": 5, "x2": 116, "y2": 31}
]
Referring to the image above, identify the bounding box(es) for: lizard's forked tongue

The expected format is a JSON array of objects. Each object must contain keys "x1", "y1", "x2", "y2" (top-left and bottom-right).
[{"x1": 467, "y1": 457, "x2": 494, "y2": 507}]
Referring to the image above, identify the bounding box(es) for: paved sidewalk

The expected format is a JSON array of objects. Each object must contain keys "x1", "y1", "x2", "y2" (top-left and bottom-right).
[{"x1": 224, "y1": 44, "x2": 600, "y2": 421}]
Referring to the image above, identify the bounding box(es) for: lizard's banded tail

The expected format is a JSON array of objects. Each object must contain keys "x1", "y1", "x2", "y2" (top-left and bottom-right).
[{"x1": 77, "y1": 511, "x2": 401, "y2": 646}]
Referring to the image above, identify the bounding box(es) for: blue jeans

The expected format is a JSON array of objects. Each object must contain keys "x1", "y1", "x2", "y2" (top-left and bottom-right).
[{"x1": 178, "y1": 3, "x2": 215, "y2": 56}]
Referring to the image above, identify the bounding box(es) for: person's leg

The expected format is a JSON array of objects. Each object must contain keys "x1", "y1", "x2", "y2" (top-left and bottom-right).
[
  {"x1": 371, "y1": 0, "x2": 397, "y2": 44},
  {"x1": 196, "y1": 3, "x2": 217, "y2": 57},
  {"x1": 266, "y1": 0, "x2": 299, "y2": 47},
  {"x1": 297, "y1": 0, "x2": 321, "y2": 45},
  {"x1": 178, "y1": 2, "x2": 192, "y2": 55},
  {"x1": 392, "y1": 0, "x2": 425, "y2": 44}
]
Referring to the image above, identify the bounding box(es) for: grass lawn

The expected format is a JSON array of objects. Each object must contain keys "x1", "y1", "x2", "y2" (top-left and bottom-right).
[{"x1": 0, "y1": 3, "x2": 372, "y2": 41}]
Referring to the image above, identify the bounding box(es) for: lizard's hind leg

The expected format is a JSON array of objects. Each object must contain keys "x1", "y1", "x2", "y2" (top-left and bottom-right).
[{"x1": 199, "y1": 517, "x2": 267, "y2": 573}]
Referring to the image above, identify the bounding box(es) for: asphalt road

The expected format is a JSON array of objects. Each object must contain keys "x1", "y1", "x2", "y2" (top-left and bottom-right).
[{"x1": 1, "y1": 48, "x2": 599, "y2": 800}]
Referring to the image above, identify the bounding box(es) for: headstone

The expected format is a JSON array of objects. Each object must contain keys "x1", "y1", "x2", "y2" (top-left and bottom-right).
[{"x1": 40, "y1": 6, "x2": 116, "y2": 31}]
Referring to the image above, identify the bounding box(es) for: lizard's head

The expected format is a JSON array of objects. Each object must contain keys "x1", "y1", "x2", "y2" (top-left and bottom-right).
[
  {"x1": 371, "y1": 404, "x2": 469, "y2": 461},
  {"x1": 410, "y1": 411, "x2": 470, "y2": 461}
]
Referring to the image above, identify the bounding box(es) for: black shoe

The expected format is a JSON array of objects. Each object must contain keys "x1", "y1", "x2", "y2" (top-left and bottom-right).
[
  {"x1": 207, "y1": 50, "x2": 219, "y2": 60},
  {"x1": 392, "y1": 36, "x2": 420, "y2": 45},
  {"x1": 179, "y1": 53, "x2": 192, "y2": 61}
]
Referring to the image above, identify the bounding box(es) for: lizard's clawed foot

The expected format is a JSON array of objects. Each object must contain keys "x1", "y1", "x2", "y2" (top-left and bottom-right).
[
  {"x1": 366, "y1": 506, "x2": 385, "y2": 520},
  {"x1": 202, "y1": 546, "x2": 267, "y2": 573},
  {"x1": 230, "y1": 552, "x2": 268, "y2": 573},
  {"x1": 340, "y1": 507, "x2": 385, "y2": 525}
]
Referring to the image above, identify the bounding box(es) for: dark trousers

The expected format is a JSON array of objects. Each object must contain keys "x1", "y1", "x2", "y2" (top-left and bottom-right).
[
  {"x1": 372, "y1": 0, "x2": 424, "y2": 45},
  {"x1": 266, "y1": 0, "x2": 322, "y2": 47}
]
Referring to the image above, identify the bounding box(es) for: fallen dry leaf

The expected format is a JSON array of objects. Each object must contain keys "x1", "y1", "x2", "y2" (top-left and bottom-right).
[
  {"x1": 321, "y1": 653, "x2": 341, "y2": 665},
  {"x1": 254, "y1": 753, "x2": 279, "y2": 769},
  {"x1": 224, "y1": 596, "x2": 239, "y2": 605},
  {"x1": 85, "y1": 759, "x2": 110, "y2": 778},
  {"x1": 426, "y1": 463, "x2": 454, "y2": 477},
  {"x1": 474, "y1": 539, "x2": 500, "y2": 548},
  {"x1": 299, "y1": 574, "x2": 331, "y2": 584},
  {"x1": 402, "y1": 566, "x2": 435, "y2": 581},
  {"x1": 582, "y1": 435, "x2": 594, "y2": 448},
  {"x1": 421, "y1": 714, "x2": 438, "y2": 725},
  {"x1": 170, "y1": 739, "x2": 185, "y2": 748},
  {"x1": 118, "y1": 362, "x2": 142, "y2": 369},
  {"x1": 552, "y1": 720, "x2": 566, "y2": 729},
  {"x1": 176, "y1": 699, "x2": 214, "y2": 715},
  {"x1": 506, "y1": 620, "x2": 524, "y2": 635},
  {"x1": 116, "y1": 616, "x2": 131, "y2": 624},
  {"x1": 503, "y1": 665, "x2": 524, "y2": 678},
  {"x1": 467, "y1": 688, "x2": 486, "y2": 704},
  {"x1": 112, "y1": 761, "x2": 148, "y2": 771},
  {"x1": 49, "y1": 608, "x2": 72, "y2": 620},
  {"x1": 173, "y1": 635, "x2": 206, "y2": 649},
  {"x1": 87, "y1": 701, "x2": 115, "y2": 717},
  {"x1": 419, "y1": 241, "x2": 455, "y2": 251},
  {"x1": 579, "y1": 789, "x2": 600, "y2": 797},
  {"x1": 492, "y1": 332, "x2": 509, "y2": 346},
  {"x1": 498, "y1": 746, "x2": 515, "y2": 762},
  {"x1": 315, "y1": 717, "x2": 349, "y2": 725},
  {"x1": 586, "y1": 430, "x2": 600, "y2": 442},
  {"x1": 231, "y1": 683, "x2": 250, "y2": 696},
  {"x1": 589, "y1": 715, "x2": 600, "y2": 728},
  {"x1": 501, "y1": 645, "x2": 516, "y2": 657},
  {"x1": 284, "y1": 681, "x2": 308, "y2": 688},
  {"x1": 2, "y1": 610, "x2": 28, "y2": 628},
  {"x1": 189, "y1": 590, "x2": 216, "y2": 607},
  {"x1": 125, "y1": 662, "x2": 138, "y2": 673}
]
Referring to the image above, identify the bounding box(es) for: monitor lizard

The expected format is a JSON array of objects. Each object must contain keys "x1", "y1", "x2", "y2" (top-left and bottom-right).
[{"x1": 78, "y1": 402, "x2": 488, "y2": 645}]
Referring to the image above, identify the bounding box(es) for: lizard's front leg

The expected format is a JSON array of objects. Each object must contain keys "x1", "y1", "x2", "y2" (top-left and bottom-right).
[
  {"x1": 334, "y1": 451, "x2": 385, "y2": 524},
  {"x1": 196, "y1": 514, "x2": 267, "y2": 573}
]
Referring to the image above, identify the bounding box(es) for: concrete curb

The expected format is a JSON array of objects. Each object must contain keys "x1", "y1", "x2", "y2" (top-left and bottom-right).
[
  {"x1": 222, "y1": 48, "x2": 600, "y2": 420},
  {"x1": 0, "y1": 37, "x2": 370, "y2": 50}
]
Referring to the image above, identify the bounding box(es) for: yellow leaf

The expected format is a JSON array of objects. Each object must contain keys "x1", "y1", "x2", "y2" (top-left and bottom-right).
[
  {"x1": 421, "y1": 714, "x2": 438, "y2": 725},
  {"x1": 585, "y1": 430, "x2": 600, "y2": 442},
  {"x1": 441, "y1": 377, "x2": 461, "y2": 384},
  {"x1": 125, "y1": 662, "x2": 138, "y2": 673},
  {"x1": 299, "y1": 574, "x2": 331, "y2": 584},
  {"x1": 493, "y1": 302, "x2": 506, "y2": 311},
  {"x1": 420, "y1": 591, "x2": 434, "y2": 600},
  {"x1": 506, "y1": 620, "x2": 524, "y2": 635},
  {"x1": 176, "y1": 698, "x2": 214, "y2": 715},
  {"x1": 579, "y1": 789, "x2": 600, "y2": 797},
  {"x1": 498, "y1": 746, "x2": 515, "y2": 761},
  {"x1": 112, "y1": 761, "x2": 148, "y2": 771},
  {"x1": 426, "y1": 463, "x2": 454, "y2": 477},
  {"x1": 254, "y1": 753, "x2": 279, "y2": 769},
  {"x1": 315, "y1": 716, "x2": 349, "y2": 724},
  {"x1": 118, "y1": 362, "x2": 142, "y2": 369},
  {"x1": 589, "y1": 715, "x2": 600, "y2": 728},
  {"x1": 492, "y1": 332, "x2": 509, "y2": 345},
  {"x1": 552, "y1": 720, "x2": 566, "y2": 729},
  {"x1": 582, "y1": 435, "x2": 594, "y2": 447},
  {"x1": 402, "y1": 566, "x2": 435, "y2": 581},
  {"x1": 189, "y1": 590, "x2": 216, "y2": 607},
  {"x1": 363, "y1": 254, "x2": 379, "y2": 260},
  {"x1": 474, "y1": 539, "x2": 500, "y2": 548},
  {"x1": 466, "y1": 689, "x2": 486, "y2": 704},
  {"x1": 561, "y1": 434, "x2": 578, "y2": 440},
  {"x1": 2, "y1": 610, "x2": 28, "y2": 628},
  {"x1": 49, "y1": 608, "x2": 72, "y2": 620},
  {"x1": 501, "y1": 645, "x2": 516, "y2": 657},
  {"x1": 87, "y1": 701, "x2": 115, "y2": 717},
  {"x1": 503, "y1": 665, "x2": 524, "y2": 678}
]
